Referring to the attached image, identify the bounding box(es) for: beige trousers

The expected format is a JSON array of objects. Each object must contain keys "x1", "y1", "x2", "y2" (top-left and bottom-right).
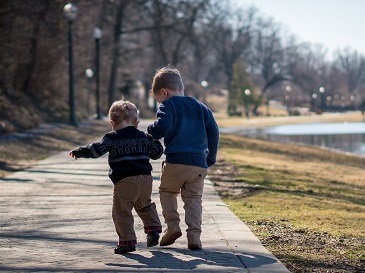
[
  {"x1": 112, "y1": 175, "x2": 161, "y2": 242},
  {"x1": 159, "y1": 162, "x2": 207, "y2": 237}
]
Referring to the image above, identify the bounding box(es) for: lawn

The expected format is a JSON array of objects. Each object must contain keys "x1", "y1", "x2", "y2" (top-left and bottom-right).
[{"x1": 208, "y1": 132, "x2": 365, "y2": 272}]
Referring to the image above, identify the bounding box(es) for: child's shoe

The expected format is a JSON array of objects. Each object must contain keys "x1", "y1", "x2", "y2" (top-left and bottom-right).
[
  {"x1": 187, "y1": 233, "x2": 202, "y2": 251},
  {"x1": 146, "y1": 230, "x2": 160, "y2": 247},
  {"x1": 114, "y1": 244, "x2": 136, "y2": 254},
  {"x1": 188, "y1": 244, "x2": 202, "y2": 251},
  {"x1": 160, "y1": 226, "x2": 182, "y2": 246}
]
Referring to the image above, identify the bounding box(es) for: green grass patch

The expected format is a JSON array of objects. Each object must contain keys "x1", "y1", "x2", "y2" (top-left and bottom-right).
[{"x1": 209, "y1": 133, "x2": 365, "y2": 272}]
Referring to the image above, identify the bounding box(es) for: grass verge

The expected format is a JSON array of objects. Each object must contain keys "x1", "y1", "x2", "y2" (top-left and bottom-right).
[{"x1": 209, "y1": 133, "x2": 365, "y2": 272}]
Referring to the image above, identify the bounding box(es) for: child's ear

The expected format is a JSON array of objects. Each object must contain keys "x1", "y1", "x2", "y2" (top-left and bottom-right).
[
  {"x1": 161, "y1": 88, "x2": 168, "y2": 97},
  {"x1": 110, "y1": 120, "x2": 115, "y2": 127}
]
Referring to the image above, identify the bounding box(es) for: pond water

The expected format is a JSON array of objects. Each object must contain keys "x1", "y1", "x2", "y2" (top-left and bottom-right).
[{"x1": 221, "y1": 122, "x2": 365, "y2": 157}]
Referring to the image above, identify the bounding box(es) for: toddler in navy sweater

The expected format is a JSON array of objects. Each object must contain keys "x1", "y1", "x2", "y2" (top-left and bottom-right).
[{"x1": 70, "y1": 99, "x2": 163, "y2": 254}]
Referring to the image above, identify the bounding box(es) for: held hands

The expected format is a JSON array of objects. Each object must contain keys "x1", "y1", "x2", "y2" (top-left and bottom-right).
[{"x1": 69, "y1": 150, "x2": 77, "y2": 160}]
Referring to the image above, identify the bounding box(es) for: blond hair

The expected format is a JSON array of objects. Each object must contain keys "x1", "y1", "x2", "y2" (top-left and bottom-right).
[{"x1": 108, "y1": 99, "x2": 139, "y2": 125}]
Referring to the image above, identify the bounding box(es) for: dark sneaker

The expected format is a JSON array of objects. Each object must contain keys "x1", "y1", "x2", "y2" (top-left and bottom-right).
[
  {"x1": 187, "y1": 233, "x2": 202, "y2": 250},
  {"x1": 114, "y1": 245, "x2": 136, "y2": 254},
  {"x1": 188, "y1": 244, "x2": 202, "y2": 251},
  {"x1": 147, "y1": 230, "x2": 160, "y2": 247}
]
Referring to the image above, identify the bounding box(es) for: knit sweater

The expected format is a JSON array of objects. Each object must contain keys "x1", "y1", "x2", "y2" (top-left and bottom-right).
[
  {"x1": 71, "y1": 126, "x2": 163, "y2": 184},
  {"x1": 147, "y1": 96, "x2": 219, "y2": 168}
]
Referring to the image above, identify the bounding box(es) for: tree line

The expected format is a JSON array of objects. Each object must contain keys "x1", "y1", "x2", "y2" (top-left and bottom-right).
[{"x1": 1, "y1": 0, "x2": 364, "y2": 132}]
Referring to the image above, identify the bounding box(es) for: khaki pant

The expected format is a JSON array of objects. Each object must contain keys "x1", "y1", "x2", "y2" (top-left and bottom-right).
[
  {"x1": 112, "y1": 175, "x2": 161, "y2": 242},
  {"x1": 159, "y1": 162, "x2": 207, "y2": 238}
]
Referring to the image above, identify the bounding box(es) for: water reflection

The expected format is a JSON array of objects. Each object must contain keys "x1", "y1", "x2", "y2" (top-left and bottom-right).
[
  {"x1": 221, "y1": 122, "x2": 365, "y2": 157},
  {"x1": 266, "y1": 133, "x2": 365, "y2": 156},
  {"x1": 266, "y1": 122, "x2": 365, "y2": 135}
]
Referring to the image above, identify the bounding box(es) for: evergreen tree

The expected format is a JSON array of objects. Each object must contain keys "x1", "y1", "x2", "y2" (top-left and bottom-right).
[{"x1": 229, "y1": 59, "x2": 255, "y2": 116}]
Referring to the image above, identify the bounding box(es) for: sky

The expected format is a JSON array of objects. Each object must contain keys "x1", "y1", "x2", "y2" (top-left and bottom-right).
[{"x1": 235, "y1": 0, "x2": 365, "y2": 58}]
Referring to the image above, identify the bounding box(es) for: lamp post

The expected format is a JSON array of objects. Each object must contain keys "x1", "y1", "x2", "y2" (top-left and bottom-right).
[
  {"x1": 311, "y1": 93, "x2": 317, "y2": 112},
  {"x1": 334, "y1": 94, "x2": 340, "y2": 111},
  {"x1": 285, "y1": 85, "x2": 291, "y2": 115},
  {"x1": 201, "y1": 80, "x2": 208, "y2": 105},
  {"x1": 350, "y1": 95, "x2": 356, "y2": 110},
  {"x1": 244, "y1": 89, "x2": 251, "y2": 119},
  {"x1": 94, "y1": 27, "x2": 102, "y2": 119},
  {"x1": 341, "y1": 96, "x2": 346, "y2": 111},
  {"x1": 63, "y1": 3, "x2": 78, "y2": 126},
  {"x1": 326, "y1": 96, "x2": 332, "y2": 112},
  {"x1": 319, "y1": 86, "x2": 325, "y2": 113},
  {"x1": 85, "y1": 68, "x2": 94, "y2": 116}
]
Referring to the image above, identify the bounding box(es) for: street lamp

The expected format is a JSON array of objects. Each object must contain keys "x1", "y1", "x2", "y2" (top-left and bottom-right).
[
  {"x1": 319, "y1": 87, "x2": 325, "y2": 113},
  {"x1": 85, "y1": 68, "x2": 94, "y2": 116},
  {"x1": 350, "y1": 95, "x2": 356, "y2": 110},
  {"x1": 311, "y1": 93, "x2": 317, "y2": 112},
  {"x1": 201, "y1": 80, "x2": 208, "y2": 104},
  {"x1": 94, "y1": 27, "x2": 102, "y2": 119},
  {"x1": 244, "y1": 89, "x2": 251, "y2": 119},
  {"x1": 326, "y1": 96, "x2": 332, "y2": 112},
  {"x1": 285, "y1": 85, "x2": 291, "y2": 115},
  {"x1": 63, "y1": 2, "x2": 78, "y2": 126},
  {"x1": 341, "y1": 96, "x2": 346, "y2": 110}
]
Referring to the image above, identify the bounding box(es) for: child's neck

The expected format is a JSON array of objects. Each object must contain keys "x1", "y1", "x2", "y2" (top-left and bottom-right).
[
  {"x1": 169, "y1": 89, "x2": 184, "y2": 97},
  {"x1": 165, "y1": 89, "x2": 184, "y2": 101},
  {"x1": 113, "y1": 121, "x2": 136, "y2": 131}
]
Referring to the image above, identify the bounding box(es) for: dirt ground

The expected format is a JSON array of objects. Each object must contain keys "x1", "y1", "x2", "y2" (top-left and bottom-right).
[{"x1": 0, "y1": 119, "x2": 111, "y2": 178}]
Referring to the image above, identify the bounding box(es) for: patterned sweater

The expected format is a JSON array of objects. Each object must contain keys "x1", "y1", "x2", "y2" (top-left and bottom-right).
[
  {"x1": 71, "y1": 126, "x2": 163, "y2": 184},
  {"x1": 147, "y1": 96, "x2": 219, "y2": 168}
]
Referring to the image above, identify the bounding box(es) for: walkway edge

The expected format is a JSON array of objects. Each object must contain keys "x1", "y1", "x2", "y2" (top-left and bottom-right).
[{"x1": 203, "y1": 179, "x2": 291, "y2": 273}]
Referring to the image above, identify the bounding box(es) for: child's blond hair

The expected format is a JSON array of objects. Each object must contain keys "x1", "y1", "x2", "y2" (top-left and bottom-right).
[{"x1": 108, "y1": 99, "x2": 139, "y2": 125}]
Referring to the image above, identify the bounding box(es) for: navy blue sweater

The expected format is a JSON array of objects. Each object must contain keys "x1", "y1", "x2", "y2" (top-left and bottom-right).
[
  {"x1": 71, "y1": 126, "x2": 163, "y2": 184},
  {"x1": 147, "y1": 96, "x2": 219, "y2": 168}
]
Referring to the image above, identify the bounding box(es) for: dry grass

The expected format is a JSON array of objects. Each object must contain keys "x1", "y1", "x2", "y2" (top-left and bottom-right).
[
  {"x1": 209, "y1": 134, "x2": 365, "y2": 272},
  {"x1": 0, "y1": 119, "x2": 110, "y2": 178},
  {"x1": 215, "y1": 111, "x2": 365, "y2": 128}
]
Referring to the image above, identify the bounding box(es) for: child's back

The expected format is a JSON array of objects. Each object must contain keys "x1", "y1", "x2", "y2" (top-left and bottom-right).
[
  {"x1": 147, "y1": 66, "x2": 219, "y2": 250},
  {"x1": 148, "y1": 95, "x2": 218, "y2": 168}
]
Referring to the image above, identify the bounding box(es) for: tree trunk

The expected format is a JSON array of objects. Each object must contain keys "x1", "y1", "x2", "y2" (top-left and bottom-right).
[{"x1": 108, "y1": 1, "x2": 126, "y2": 107}]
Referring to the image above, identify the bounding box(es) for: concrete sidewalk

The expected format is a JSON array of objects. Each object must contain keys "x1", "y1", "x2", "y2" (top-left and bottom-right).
[{"x1": 0, "y1": 127, "x2": 290, "y2": 272}]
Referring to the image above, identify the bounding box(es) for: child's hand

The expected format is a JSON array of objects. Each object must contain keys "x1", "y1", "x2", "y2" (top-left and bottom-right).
[{"x1": 69, "y1": 150, "x2": 77, "y2": 160}]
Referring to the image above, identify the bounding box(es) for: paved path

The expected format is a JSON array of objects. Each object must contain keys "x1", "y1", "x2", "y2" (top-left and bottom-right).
[{"x1": 0, "y1": 123, "x2": 290, "y2": 273}]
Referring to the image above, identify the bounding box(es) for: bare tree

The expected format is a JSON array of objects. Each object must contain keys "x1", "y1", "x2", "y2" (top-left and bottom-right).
[
  {"x1": 289, "y1": 44, "x2": 331, "y2": 107},
  {"x1": 332, "y1": 48, "x2": 365, "y2": 114},
  {"x1": 0, "y1": 0, "x2": 70, "y2": 130},
  {"x1": 2, "y1": 0, "x2": 365, "y2": 133},
  {"x1": 244, "y1": 16, "x2": 287, "y2": 115},
  {"x1": 334, "y1": 48, "x2": 365, "y2": 94},
  {"x1": 106, "y1": 0, "x2": 131, "y2": 107},
  {"x1": 210, "y1": 6, "x2": 254, "y2": 88}
]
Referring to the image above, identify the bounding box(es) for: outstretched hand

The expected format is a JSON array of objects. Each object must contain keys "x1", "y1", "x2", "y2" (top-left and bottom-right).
[{"x1": 69, "y1": 150, "x2": 77, "y2": 160}]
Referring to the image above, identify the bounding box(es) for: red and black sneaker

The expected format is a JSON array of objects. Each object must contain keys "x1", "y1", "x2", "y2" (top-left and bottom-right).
[{"x1": 147, "y1": 230, "x2": 160, "y2": 247}]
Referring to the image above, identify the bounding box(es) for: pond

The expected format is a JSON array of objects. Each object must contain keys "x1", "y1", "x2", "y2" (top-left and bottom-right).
[{"x1": 220, "y1": 122, "x2": 365, "y2": 157}]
